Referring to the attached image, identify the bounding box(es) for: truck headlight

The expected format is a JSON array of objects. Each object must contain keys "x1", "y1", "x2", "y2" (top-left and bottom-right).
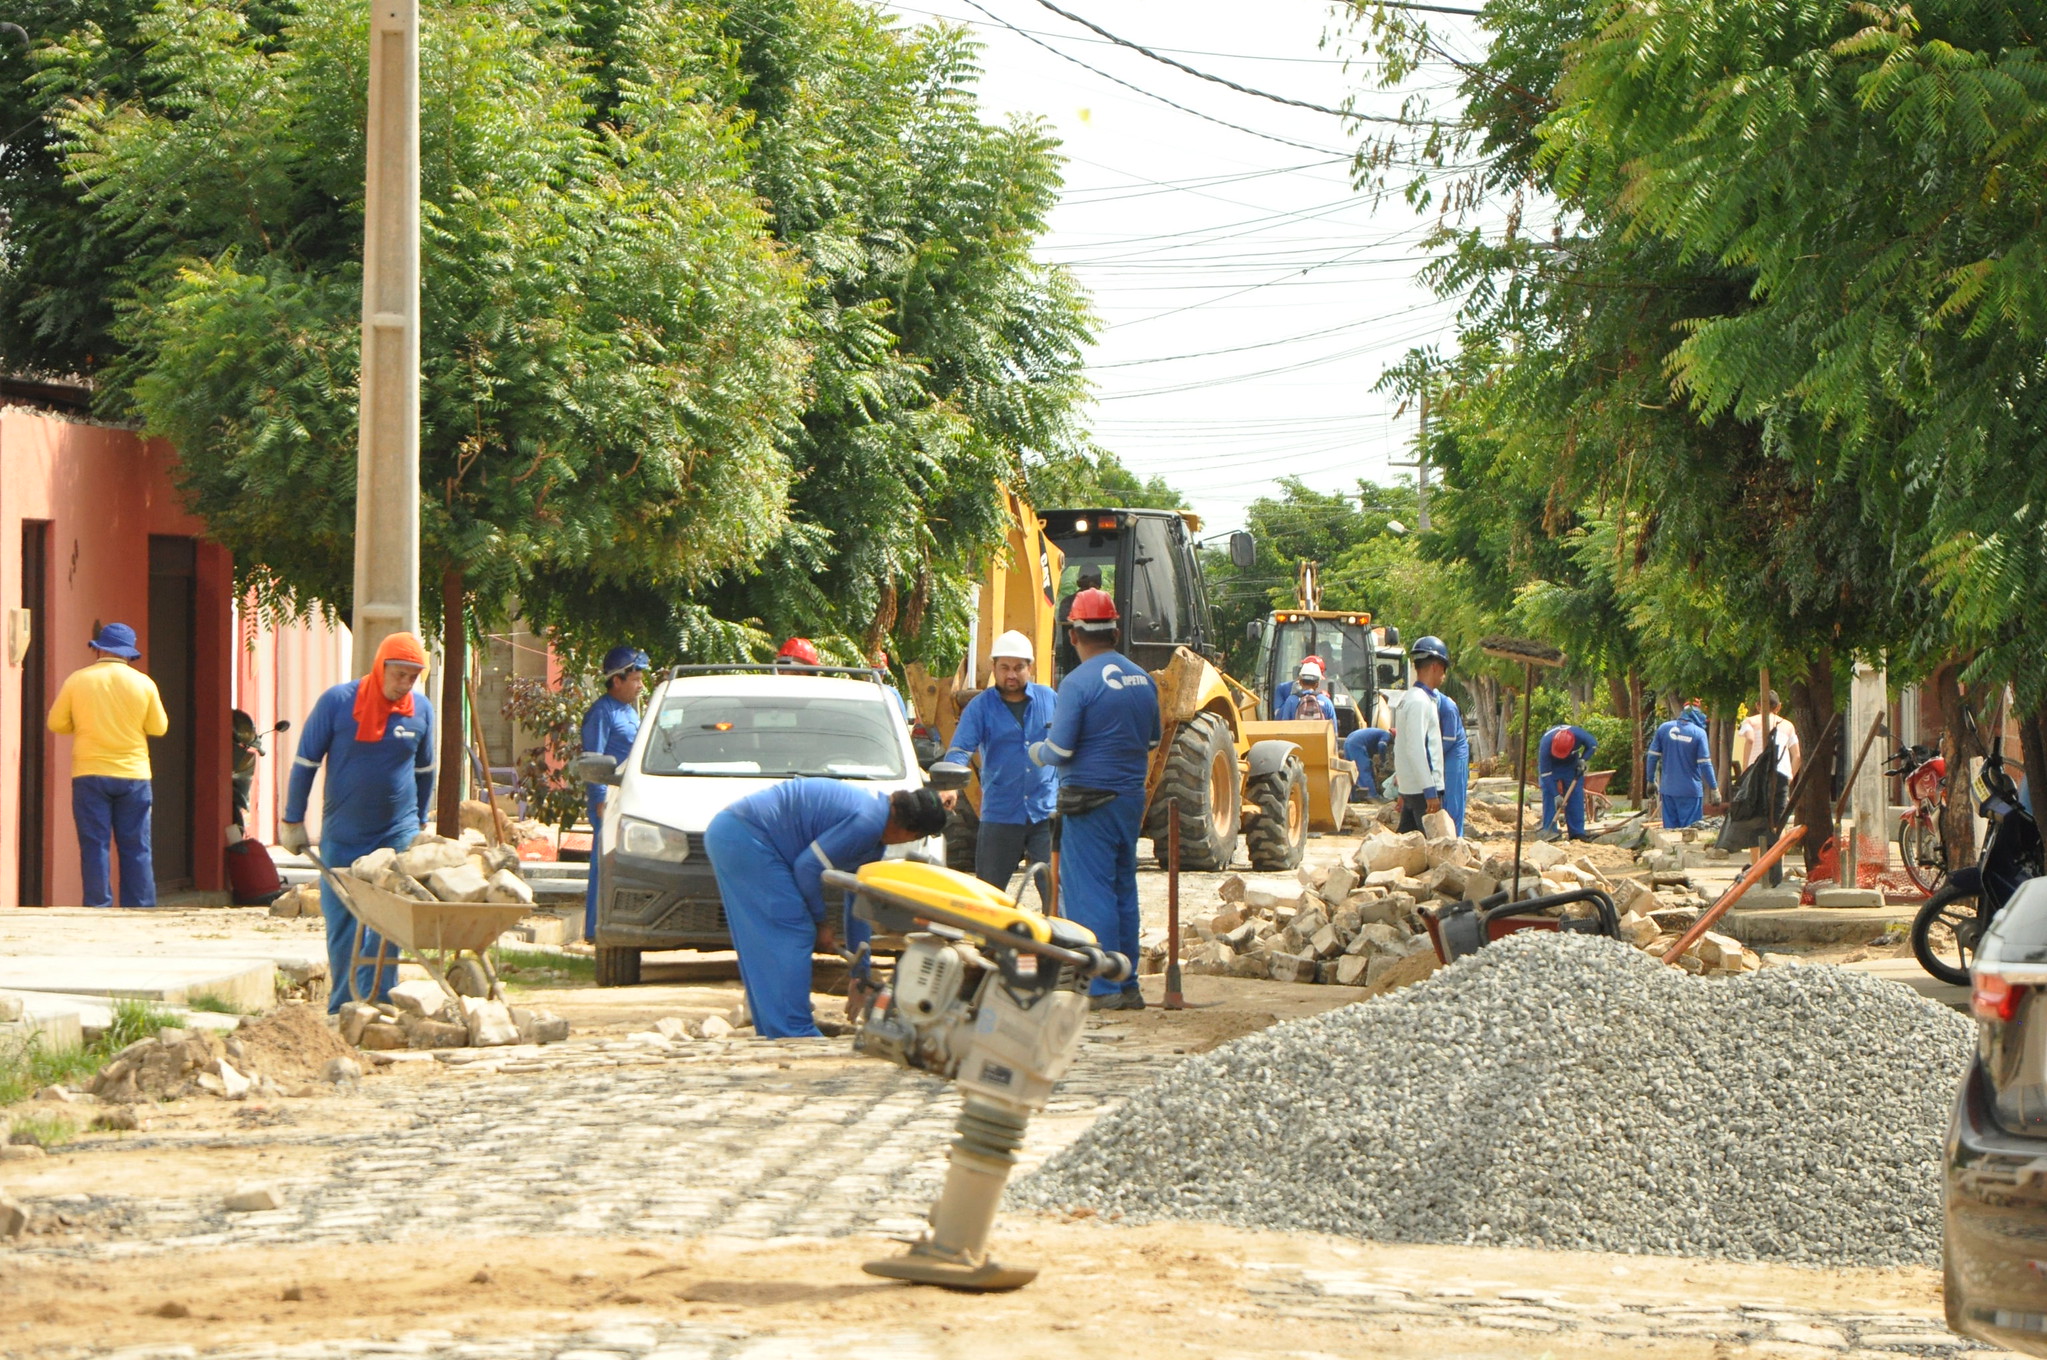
[{"x1": 618, "y1": 816, "x2": 690, "y2": 862}]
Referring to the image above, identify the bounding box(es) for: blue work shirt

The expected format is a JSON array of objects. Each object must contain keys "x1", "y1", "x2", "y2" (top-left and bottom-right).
[
  {"x1": 725, "y1": 778, "x2": 895, "y2": 925},
  {"x1": 1647, "y1": 717, "x2": 1717, "y2": 796},
  {"x1": 1435, "y1": 689, "x2": 1469, "y2": 760},
  {"x1": 1031, "y1": 649, "x2": 1161, "y2": 795},
  {"x1": 944, "y1": 684, "x2": 1059, "y2": 825},
  {"x1": 285, "y1": 681, "x2": 437, "y2": 846},
  {"x1": 1277, "y1": 685, "x2": 1337, "y2": 721},
  {"x1": 1537, "y1": 725, "x2": 1598, "y2": 780},
  {"x1": 581, "y1": 693, "x2": 641, "y2": 801}
]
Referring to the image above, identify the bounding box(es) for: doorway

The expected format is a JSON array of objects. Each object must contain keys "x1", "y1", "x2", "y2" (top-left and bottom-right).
[
  {"x1": 18, "y1": 521, "x2": 48, "y2": 905},
  {"x1": 148, "y1": 536, "x2": 197, "y2": 890}
]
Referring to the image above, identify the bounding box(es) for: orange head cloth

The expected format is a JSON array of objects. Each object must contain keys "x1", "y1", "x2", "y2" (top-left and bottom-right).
[{"x1": 352, "y1": 632, "x2": 430, "y2": 743}]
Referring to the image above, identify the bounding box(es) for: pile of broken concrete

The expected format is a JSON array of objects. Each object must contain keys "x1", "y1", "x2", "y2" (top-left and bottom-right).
[
  {"x1": 1175, "y1": 819, "x2": 1759, "y2": 987},
  {"x1": 337, "y1": 977, "x2": 567, "y2": 1053},
  {"x1": 269, "y1": 827, "x2": 539, "y2": 920}
]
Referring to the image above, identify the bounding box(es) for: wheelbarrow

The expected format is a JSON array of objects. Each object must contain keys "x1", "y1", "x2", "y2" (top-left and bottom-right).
[
  {"x1": 306, "y1": 850, "x2": 533, "y2": 1004},
  {"x1": 1422, "y1": 886, "x2": 1622, "y2": 964}
]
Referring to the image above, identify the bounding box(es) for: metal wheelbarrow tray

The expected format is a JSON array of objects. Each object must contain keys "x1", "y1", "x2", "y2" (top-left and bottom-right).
[{"x1": 310, "y1": 853, "x2": 532, "y2": 1002}]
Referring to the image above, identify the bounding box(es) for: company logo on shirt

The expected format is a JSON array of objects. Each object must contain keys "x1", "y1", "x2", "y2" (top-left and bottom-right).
[{"x1": 1101, "y1": 663, "x2": 1151, "y2": 691}]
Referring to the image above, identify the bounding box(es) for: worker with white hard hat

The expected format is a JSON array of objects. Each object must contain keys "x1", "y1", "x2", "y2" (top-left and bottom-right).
[
  {"x1": 941, "y1": 629, "x2": 1060, "y2": 907},
  {"x1": 1277, "y1": 659, "x2": 1335, "y2": 721}
]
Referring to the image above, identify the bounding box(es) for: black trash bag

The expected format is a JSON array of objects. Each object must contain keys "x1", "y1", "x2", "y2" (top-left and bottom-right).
[{"x1": 1717, "y1": 735, "x2": 1789, "y2": 853}]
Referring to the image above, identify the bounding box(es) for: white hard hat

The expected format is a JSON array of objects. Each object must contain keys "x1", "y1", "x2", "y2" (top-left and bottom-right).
[
  {"x1": 1298, "y1": 660, "x2": 1325, "y2": 680},
  {"x1": 990, "y1": 630, "x2": 1035, "y2": 662}
]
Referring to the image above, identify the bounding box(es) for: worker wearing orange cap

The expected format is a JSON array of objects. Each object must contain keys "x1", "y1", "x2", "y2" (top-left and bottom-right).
[
  {"x1": 278, "y1": 632, "x2": 437, "y2": 1011},
  {"x1": 1537, "y1": 723, "x2": 1599, "y2": 840}
]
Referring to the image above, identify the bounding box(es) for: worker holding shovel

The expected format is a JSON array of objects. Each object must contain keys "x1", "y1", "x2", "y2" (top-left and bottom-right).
[{"x1": 1538, "y1": 724, "x2": 1598, "y2": 841}]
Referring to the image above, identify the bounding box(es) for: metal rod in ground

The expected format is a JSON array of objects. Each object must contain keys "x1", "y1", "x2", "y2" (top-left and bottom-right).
[
  {"x1": 1510, "y1": 660, "x2": 1535, "y2": 900},
  {"x1": 1165, "y1": 797, "x2": 1184, "y2": 1009},
  {"x1": 1661, "y1": 822, "x2": 1807, "y2": 966}
]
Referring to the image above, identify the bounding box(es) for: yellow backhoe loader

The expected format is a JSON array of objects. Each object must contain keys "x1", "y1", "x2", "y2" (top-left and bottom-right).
[{"x1": 906, "y1": 495, "x2": 1354, "y2": 872}]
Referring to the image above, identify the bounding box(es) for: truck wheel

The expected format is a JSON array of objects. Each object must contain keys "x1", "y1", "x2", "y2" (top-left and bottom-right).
[
  {"x1": 1147, "y1": 711, "x2": 1239, "y2": 870},
  {"x1": 1246, "y1": 755, "x2": 1309, "y2": 871},
  {"x1": 595, "y1": 946, "x2": 641, "y2": 987},
  {"x1": 944, "y1": 799, "x2": 980, "y2": 874}
]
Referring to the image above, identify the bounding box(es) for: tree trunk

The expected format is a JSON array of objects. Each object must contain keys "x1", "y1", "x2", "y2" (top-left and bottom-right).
[
  {"x1": 437, "y1": 565, "x2": 467, "y2": 839},
  {"x1": 1626, "y1": 668, "x2": 1645, "y2": 804},
  {"x1": 1787, "y1": 649, "x2": 1838, "y2": 873},
  {"x1": 1468, "y1": 672, "x2": 1503, "y2": 761},
  {"x1": 1709, "y1": 714, "x2": 1733, "y2": 800},
  {"x1": 1931, "y1": 658, "x2": 1981, "y2": 868}
]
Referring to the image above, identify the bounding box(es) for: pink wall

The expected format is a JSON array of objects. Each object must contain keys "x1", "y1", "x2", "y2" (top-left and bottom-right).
[
  {"x1": 232, "y1": 602, "x2": 353, "y2": 843},
  {"x1": 0, "y1": 408, "x2": 230, "y2": 907}
]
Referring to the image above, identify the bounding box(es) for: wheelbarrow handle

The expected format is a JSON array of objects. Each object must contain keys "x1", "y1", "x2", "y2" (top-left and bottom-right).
[{"x1": 302, "y1": 847, "x2": 355, "y2": 903}]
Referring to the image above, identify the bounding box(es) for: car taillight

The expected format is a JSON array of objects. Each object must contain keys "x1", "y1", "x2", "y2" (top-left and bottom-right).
[{"x1": 1976, "y1": 973, "x2": 2022, "y2": 1022}]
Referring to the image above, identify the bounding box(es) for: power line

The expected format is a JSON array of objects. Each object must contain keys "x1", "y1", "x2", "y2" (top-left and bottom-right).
[
  {"x1": 1027, "y1": 0, "x2": 1355, "y2": 118},
  {"x1": 954, "y1": 0, "x2": 1350, "y2": 155}
]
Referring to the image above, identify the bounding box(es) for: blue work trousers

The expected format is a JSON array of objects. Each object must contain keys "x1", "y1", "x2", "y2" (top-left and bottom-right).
[
  {"x1": 704, "y1": 810, "x2": 823, "y2": 1039},
  {"x1": 73, "y1": 775, "x2": 156, "y2": 908},
  {"x1": 1340, "y1": 731, "x2": 1380, "y2": 798},
  {"x1": 319, "y1": 830, "x2": 408, "y2": 1013},
  {"x1": 1441, "y1": 744, "x2": 1470, "y2": 836},
  {"x1": 1539, "y1": 773, "x2": 1587, "y2": 839},
  {"x1": 584, "y1": 789, "x2": 606, "y2": 943},
  {"x1": 1058, "y1": 792, "x2": 1144, "y2": 997},
  {"x1": 1660, "y1": 794, "x2": 1703, "y2": 829}
]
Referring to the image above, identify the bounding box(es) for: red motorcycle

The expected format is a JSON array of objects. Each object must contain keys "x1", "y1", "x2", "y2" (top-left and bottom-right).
[{"x1": 1888, "y1": 743, "x2": 1949, "y2": 895}]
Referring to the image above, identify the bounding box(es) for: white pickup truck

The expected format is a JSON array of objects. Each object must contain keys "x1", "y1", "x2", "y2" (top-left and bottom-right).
[{"x1": 576, "y1": 664, "x2": 940, "y2": 986}]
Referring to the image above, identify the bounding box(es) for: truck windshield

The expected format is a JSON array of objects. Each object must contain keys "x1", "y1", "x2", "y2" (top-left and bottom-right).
[
  {"x1": 1275, "y1": 622, "x2": 1374, "y2": 698},
  {"x1": 642, "y1": 693, "x2": 905, "y2": 779}
]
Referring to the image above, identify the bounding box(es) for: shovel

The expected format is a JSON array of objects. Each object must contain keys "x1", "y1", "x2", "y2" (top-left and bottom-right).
[{"x1": 1538, "y1": 775, "x2": 1580, "y2": 843}]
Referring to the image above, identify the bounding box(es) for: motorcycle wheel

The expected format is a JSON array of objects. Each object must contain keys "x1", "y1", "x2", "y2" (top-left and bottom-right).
[
  {"x1": 1898, "y1": 813, "x2": 1948, "y2": 896},
  {"x1": 1912, "y1": 882, "x2": 1984, "y2": 987}
]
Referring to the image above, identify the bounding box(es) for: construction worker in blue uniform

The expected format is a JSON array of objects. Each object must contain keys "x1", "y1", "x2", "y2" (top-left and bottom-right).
[
  {"x1": 1029, "y1": 587, "x2": 1160, "y2": 1012},
  {"x1": 704, "y1": 779, "x2": 949, "y2": 1038},
  {"x1": 1272, "y1": 653, "x2": 1327, "y2": 719},
  {"x1": 581, "y1": 646, "x2": 649, "y2": 941},
  {"x1": 942, "y1": 629, "x2": 1058, "y2": 906},
  {"x1": 1276, "y1": 660, "x2": 1337, "y2": 720},
  {"x1": 277, "y1": 633, "x2": 435, "y2": 1013},
  {"x1": 1647, "y1": 704, "x2": 1718, "y2": 829},
  {"x1": 1343, "y1": 727, "x2": 1392, "y2": 799},
  {"x1": 1428, "y1": 653, "x2": 1471, "y2": 836},
  {"x1": 1538, "y1": 724, "x2": 1599, "y2": 840}
]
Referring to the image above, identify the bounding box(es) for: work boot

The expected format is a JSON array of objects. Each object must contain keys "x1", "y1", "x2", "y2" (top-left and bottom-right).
[
  {"x1": 1119, "y1": 986, "x2": 1147, "y2": 1012},
  {"x1": 1088, "y1": 993, "x2": 1123, "y2": 1012}
]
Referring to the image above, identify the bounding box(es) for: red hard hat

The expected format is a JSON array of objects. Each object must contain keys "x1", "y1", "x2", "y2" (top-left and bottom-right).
[
  {"x1": 1068, "y1": 588, "x2": 1119, "y2": 625},
  {"x1": 775, "y1": 637, "x2": 820, "y2": 666},
  {"x1": 1550, "y1": 729, "x2": 1577, "y2": 759}
]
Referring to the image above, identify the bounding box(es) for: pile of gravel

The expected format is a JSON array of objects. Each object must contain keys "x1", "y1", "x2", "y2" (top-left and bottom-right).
[{"x1": 1020, "y1": 931, "x2": 1972, "y2": 1267}]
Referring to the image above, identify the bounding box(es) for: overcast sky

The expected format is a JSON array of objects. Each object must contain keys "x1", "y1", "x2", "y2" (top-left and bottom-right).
[{"x1": 884, "y1": 0, "x2": 1480, "y2": 532}]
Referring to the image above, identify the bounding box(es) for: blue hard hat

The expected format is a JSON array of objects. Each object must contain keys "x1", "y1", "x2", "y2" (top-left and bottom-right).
[
  {"x1": 600, "y1": 645, "x2": 650, "y2": 679},
  {"x1": 1409, "y1": 635, "x2": 1450, "y2": 666}
]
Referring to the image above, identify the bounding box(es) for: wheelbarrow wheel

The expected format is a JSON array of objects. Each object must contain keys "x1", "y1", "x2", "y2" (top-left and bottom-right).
[{"x1": 595, "y1": 946, "x2": 642, "y2": 988}]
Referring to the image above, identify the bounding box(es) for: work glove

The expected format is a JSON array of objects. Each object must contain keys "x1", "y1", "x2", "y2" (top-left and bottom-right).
[{"x1": 278, "y1": 822, "x2": 310, "y2": 855}]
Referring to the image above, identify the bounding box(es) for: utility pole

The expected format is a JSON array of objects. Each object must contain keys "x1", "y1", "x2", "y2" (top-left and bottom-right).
[
  {"x1": 1415, "y1": 387, "x2": 1431, "y2": 533},
  {"x1": 350, "y1": 0, "x2": 421, "y2": 676}
]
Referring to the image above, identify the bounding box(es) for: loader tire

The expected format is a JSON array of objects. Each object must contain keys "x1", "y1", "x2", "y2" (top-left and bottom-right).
[
  {"x1": 943, "y1": 799, "x2": 980, "y2": 874},
  {"x1": 1246, "y1": 755, "x2": 1310, "y2": 872},
  {"x1": 595, "y1": 946, "x2": 641, "y2": 988},
  {"x1": 1146, "y1": 711, "x2": 1239, "y2": 871}
]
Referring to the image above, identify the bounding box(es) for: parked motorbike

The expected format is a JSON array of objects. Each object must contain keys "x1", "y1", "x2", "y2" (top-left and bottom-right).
[
  {"x1": 1911, "y1": 732, "x2": 2041, "y2": 986},
  {"x1": 1887, "y1": 743, "x2": 1950, "y2": 895}
]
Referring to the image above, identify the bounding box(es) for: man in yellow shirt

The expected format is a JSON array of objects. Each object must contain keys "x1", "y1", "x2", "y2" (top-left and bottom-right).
[{"x1": 46, "y1": 623, "x2": 169, "y2": 907}]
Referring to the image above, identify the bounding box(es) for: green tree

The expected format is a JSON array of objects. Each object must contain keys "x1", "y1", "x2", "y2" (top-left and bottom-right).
[{"x1": 43, "y1": 0, "x2": 808, "y2": 663}]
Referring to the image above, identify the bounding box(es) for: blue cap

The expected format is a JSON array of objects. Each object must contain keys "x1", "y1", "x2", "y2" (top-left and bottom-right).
[
  {"x1": 90, "y1": 622, "x2": 140, "y2": 659},
  {"x1": 601, "y1": 645, "x2": 650, "y2": 679}
]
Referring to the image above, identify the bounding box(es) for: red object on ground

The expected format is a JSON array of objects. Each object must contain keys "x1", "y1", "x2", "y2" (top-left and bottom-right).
[{"x1": 224, "y1": 838, "x2": 284, "y2": 905}]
